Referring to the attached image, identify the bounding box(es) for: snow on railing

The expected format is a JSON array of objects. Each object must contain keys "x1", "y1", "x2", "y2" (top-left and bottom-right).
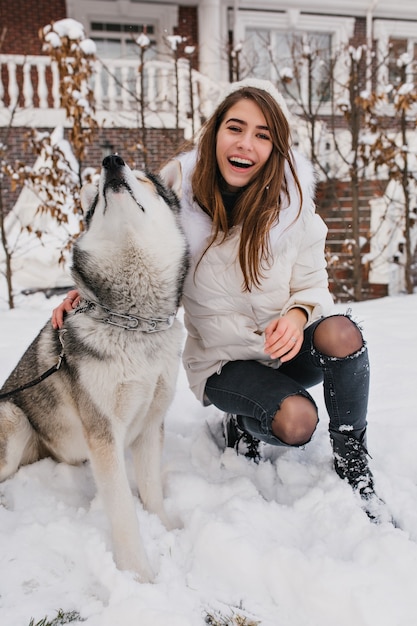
[{"x1": 0, "y1": 54, "x2": 222, "y2": 133}]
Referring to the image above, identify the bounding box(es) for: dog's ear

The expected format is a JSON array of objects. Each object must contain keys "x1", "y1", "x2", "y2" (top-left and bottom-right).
[
  {"x1": 159, "y1": 159, "x2": 183, "y2": 199},
  {"x1": 80, "y1": 183, "x2": 98, "y2": 212}
]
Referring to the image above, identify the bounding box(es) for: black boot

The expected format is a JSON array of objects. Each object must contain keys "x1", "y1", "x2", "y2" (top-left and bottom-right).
[
  {"x1": 223, "y1": 414, "x2": 262, "y2": 463},
  {"x1": 330, "y1": 428, "x2": 390, "y2": 523}
]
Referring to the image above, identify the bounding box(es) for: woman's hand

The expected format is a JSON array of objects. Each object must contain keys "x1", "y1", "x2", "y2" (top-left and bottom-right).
[
  {"x1": 264, "y1": 308, "x2": 307, "y2": 362},
  {"x1": 51, "y1": 289, "x2": 81, "y2": 329}
]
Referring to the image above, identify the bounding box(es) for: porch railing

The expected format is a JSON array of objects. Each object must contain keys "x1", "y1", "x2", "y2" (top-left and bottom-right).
[{"x1": 0, "y1": 54, "x2": 222, "y2": 134}]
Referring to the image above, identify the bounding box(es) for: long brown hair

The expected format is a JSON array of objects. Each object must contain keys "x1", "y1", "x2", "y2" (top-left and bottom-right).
[{"x1": 192, "y1": 86, "x2": 303, "y2": 291}]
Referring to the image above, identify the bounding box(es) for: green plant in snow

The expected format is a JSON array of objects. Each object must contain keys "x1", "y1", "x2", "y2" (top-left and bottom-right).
[{"x1": 28, "y1": 609, "x2": 85, "y2": 626}]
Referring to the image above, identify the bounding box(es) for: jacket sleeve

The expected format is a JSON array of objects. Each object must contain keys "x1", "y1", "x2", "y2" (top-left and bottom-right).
[{"x1": 280, "y1": 212, "x2": 334, "y2": 323}]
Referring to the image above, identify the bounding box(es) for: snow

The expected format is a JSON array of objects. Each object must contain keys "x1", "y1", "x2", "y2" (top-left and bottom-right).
[
  {"x1": 166, "y1": 35, "x2": 184, "y2": 52},
  {"x1": 44, "y1": 18, "x2": 86, "y2": 42},
  {"x1": 79, "y1": 39, "x2": 97, "y2": 57},
  {"x1": 136, "y1": 33, "x2": 150, "y2": 49},
  {"x1": 43, "y1": 18, "x2": 96, "y2": 55},
  {"x1": 1, "y1": 287, "x2": 417, "y2": 625}
]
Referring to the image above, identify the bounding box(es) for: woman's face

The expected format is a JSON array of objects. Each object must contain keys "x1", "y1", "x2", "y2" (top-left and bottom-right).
[{"x1": 215, "y1": 98, "x2": 273, "y2": 192}]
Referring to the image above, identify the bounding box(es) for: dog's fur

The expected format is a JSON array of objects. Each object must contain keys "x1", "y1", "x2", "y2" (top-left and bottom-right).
[{"x1": 0, "y1": 155, "x2": 189, "y2": 582}]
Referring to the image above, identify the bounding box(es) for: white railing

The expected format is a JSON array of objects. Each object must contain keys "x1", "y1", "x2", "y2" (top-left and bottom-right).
[{"x1": 0, "y1": 54, "x2": 222, "y2": 133}]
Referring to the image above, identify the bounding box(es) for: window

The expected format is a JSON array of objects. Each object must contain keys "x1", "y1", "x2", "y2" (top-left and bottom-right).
[
  {"x1": 232, "y1": 9, "x2": 354, "y2": 110},
  {"x1": 90, "y1": 21, "x2": 156, "y2": 60},
  {"x1": 67, "y1": 1, "x2": 178, "y2": 59},
  {"x1": 388, "y1": 37, "x2": 417, "y2": 87},
  {"x1": 243, "y1": 29, "x2": 332, "y2": 103},
  {"x1": 375, "y1": 19, "x2": 417, "y2": 92}
]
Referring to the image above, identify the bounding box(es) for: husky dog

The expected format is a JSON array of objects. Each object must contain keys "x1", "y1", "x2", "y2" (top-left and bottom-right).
[{"x1": 0, "y1": 154, "x2": 189, "y2": 582}]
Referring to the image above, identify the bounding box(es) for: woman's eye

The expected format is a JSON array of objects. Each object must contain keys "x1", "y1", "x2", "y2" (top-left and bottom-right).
[{"x1": 258, "y1": 133, "x2": 271, "y2": 141}]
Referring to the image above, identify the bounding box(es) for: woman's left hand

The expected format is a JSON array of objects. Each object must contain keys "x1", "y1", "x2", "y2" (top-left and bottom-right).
[
  {"x1": 264, "y1": 308, "x2": 307, "y2": 362},
  {"x1": 51, "y1": 289, "x2": 81, "y2": 329}
]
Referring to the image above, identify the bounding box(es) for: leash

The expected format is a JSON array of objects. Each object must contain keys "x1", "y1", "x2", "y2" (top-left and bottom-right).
[
  {"x1": 0, "y1": 331, "x2": 66, "y2": 401},
  {"x1": 74, "y1": 299, "x2": 177, "y2": 332}
]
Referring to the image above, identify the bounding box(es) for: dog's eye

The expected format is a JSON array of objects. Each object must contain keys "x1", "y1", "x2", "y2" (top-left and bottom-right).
[{"x1": 134, "y1": 171, "x2": 153, "y2": 186}]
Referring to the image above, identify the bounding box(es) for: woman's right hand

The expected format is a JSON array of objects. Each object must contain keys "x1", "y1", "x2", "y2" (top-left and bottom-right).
[{"x1": 52, "y1": 289, "x2": 81, "y2": 329}]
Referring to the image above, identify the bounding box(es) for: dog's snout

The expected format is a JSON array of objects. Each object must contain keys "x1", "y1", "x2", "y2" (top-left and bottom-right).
[
  {"x1": 102, "y1": 154, "x2": 129, "y2": 193},
  {"x1": 103, "y1": 154, "x2": 125, "y2": 170}
]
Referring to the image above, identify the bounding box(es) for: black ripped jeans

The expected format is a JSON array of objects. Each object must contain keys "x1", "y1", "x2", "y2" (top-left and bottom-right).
[{"x1": 204, "y1": 316, "x2": 369, "y2": 447}]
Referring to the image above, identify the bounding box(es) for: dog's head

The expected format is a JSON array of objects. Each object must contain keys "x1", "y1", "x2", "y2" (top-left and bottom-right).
[
  {"x1": 73, "y1": 155, "x2": 188, "y2": 311},
  {"x1": 80, "y1": 154, "x2": 182, "y2": 232}
]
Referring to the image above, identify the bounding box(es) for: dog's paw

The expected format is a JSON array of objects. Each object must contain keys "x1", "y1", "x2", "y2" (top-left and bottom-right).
[
  {"x1": 134, "y1": 565, "x2": 155, "y2": 585},
  {"x1": 114, "y1": 541, "x2": 155, "y2": 583},
  {"x1": 119, "y1": 557, "x2": 155, "y2": 584}
]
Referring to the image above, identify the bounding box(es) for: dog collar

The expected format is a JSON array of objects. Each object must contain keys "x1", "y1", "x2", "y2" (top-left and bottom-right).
[{"x1": 74, "y1": 300, "x2": 177, "y2": 333}]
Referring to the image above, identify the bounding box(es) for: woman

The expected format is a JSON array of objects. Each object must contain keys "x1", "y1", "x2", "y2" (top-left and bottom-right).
[{"x1": 53, "y1": 78, "x2": 384, "y2": 521}]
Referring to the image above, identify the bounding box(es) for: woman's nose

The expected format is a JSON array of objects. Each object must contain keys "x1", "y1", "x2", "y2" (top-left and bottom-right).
[{"x1": 236, "y1": 132, "x2": 253, "y2": 150}]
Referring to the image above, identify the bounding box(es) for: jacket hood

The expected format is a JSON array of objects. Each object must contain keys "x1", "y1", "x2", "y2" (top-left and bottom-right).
[{"x1": 217, "y1": 78, "x2": 292, "y2": 123}]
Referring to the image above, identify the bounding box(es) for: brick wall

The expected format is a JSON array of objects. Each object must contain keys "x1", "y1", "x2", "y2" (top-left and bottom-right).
[
  {"x1": 316, "y1": 178, "x2": 389, "y2": 301},
  {"x1": 174, "y1": 6, "x2": 199, "y2": 70},
  {"x1": 0, "y1": 0, "x2": 66, "y2": 55},
  {"x1": 85, "y1": 127, "x2": 185, "y2": 171},
  {"x1": 0, "y1": 125, "x2": 186, "y2": 214}
]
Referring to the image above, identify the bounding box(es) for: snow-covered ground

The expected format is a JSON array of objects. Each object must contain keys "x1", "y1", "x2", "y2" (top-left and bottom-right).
[{"x1": 0, "y1": 291, "x2": 417, "y2": 626}]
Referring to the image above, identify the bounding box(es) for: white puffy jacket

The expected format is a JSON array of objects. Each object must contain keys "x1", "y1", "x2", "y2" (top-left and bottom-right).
[{"x1": 176, "y1": 149, "x2": 334, "y2": 403}]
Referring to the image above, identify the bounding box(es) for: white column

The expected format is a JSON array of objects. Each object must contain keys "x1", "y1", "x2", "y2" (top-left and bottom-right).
[
  {"x1": 22, "y1": 62, "x2": 34, "y2": 108},
  {"x1": 198, "y1": 0, "x2": 225, "y2": 84},
  {"x1": 7, "y1": 61, "x2": 19, "y2": 109}
]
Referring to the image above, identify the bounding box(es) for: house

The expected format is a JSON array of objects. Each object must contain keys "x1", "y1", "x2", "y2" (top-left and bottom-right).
[{"x1": 1, "y1": 0, "x2": 417, "y2": 298}]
